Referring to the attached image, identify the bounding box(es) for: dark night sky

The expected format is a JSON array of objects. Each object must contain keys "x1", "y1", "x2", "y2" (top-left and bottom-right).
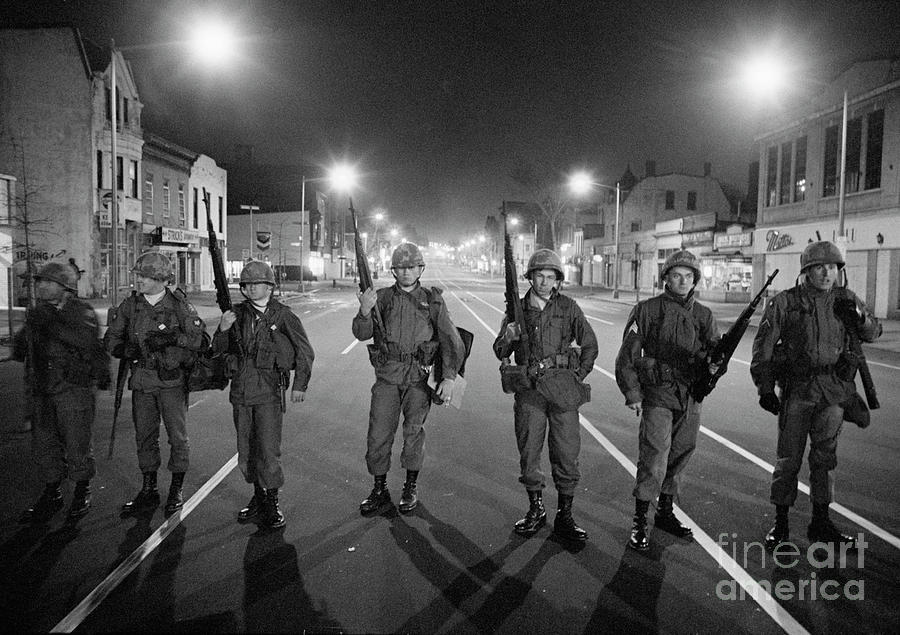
[{"x1": 8, "y1": 0, "x2": 900, "y2": 241}]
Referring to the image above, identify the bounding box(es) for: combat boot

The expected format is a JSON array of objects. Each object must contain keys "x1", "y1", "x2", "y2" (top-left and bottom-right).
[
  {"x1": 122, "y1": 471, "x2": 160, "y2": 515},
  {"x1": 68, "y1": 480, "x2": 92, "y2": 519},
  {"x1": 807, "y1": 503, "x2": 856, "y2": 547},
  {"x1": 628, "y1": 499, "x2": 651, "y2": 552},
  {"x1": 764, "y1": 505, "x2": 790, "y2": 550},
  {"x1": 359, "y1": 475, "x2": 390, "y2": 514},
  {"x1": 238, "y1": 484, "x2": 266, "y2": 522},
  {"x1": 164, "y1": 472, "x2": 186, "y2": 515},
  {"x1": 20, "y1": 482, "x2": 64, "y2": 523},
  {"x1": 514, "y1": 490, "x2": 546, "y2": 536},
  {"x1": 399, "y1": 470, "x2": 419, "y2": 513},
  {"x1": 260, "y1": 488, "x2": 286, "y2": 529},
  {"x1": 553, "y1": 494, "x2": 588, "y2": 542},
  {"x1": 654, "y1": 493, "x2": 693, "y2": 538}
]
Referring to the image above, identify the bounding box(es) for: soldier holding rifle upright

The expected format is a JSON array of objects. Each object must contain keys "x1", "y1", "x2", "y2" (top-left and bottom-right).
[
  {"x1": 493, "y1": 248, "x2": 597, "y2": 542},
  {"x1": 615, "y1": 250, "x2": 720, "y2": 552},
  {"x1": 105, "y1": 252, "x2": 208, "y2": 517},
  {"x1": 213, "y1": 260, "x2": 314, "y2": 530},
  {"x1": 15, "y1": 262, "x2": 109, "y2": 522},
  {"x1": 353, "y1": 243, "x2": 465, "y2": 515},
  {"x1": 751, "y1": 241, "x2": 881, "y2": 550}
]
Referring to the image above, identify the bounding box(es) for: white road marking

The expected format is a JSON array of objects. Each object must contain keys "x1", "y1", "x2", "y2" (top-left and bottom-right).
[
  {"x1": 342, "y1": 339, "x2": 360, "y2": 354},
  {"x1": 51, "y1": 454, "x2": 240, "y2": 633}
]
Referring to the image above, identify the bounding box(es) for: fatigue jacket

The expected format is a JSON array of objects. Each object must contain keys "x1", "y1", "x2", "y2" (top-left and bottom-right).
[
  {"x1": 212, "y1": 299, "x2": 314, "y2": 405},
  {"x1": 105, "y1": 288, "x2": 207, "y2": 391},
  {"x1": 750, "y1": 282, "x2": 881, "y2": 404},
  {"x1": 352, "y1": 283, "x2": 465, "y2": 386},
  {"x1": 615, "y1": 289, "x2": 719, "y2": 410},
  {"x1": 14, "y1": 298, "x2": 106, "y2": 394},
  {"x1": 492, "y1": 289, "x2": 598, "y2": 382}
]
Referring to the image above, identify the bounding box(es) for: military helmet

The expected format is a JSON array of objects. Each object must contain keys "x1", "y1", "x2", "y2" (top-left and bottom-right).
[
  {"x1": 132, "y1": 251, "x2": 173, "y2": 281},
  {"x1": 525, "y1": 249, "x2": 564, "y2": 281},
  {"x1": 661, "y1": 249, "x2": 700, "y2": 280},
  {"x1": 240, "y1": 260, "x2": 276, "y2": 285},
  {"x1": 800, "y1": 240, "x2": 844, "y2": 271},
  {"x1": 34, "y1": 262, "x2": 78, "y2": 292},
  {"x1": 391, "y1": 243, "x2": 425, "y2": 268}
]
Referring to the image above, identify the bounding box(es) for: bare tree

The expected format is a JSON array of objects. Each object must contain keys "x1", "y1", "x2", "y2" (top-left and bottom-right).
[{"x1": 510, "y1": 162, "x2": 573, "y2": 250}]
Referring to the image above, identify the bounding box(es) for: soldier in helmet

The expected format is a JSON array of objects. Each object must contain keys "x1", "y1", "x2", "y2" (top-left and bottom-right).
[
  {"x1": 14, "y1": 262, "x2": 109, "y2": 522},
  {"x1": 751, "y1": 241, "x2": 881, "y2": 550},
  {"x1": 493, "y1": 248, "x2": 598, "y2": 542},
  {"x1": 212, "y1": 260, "x2": 314, "y2": 530},
  {"x1": 105, "y1": 251, "x2": 208, "y2": 516},
  {"x1": 615, "y1": 249, "x2": 720, "y2": 551},
  {"x1": 353, "y1": 243, "x2": 465, "y2": 515}
]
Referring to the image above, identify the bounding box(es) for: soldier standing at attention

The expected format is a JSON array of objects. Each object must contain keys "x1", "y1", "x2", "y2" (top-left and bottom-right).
[
  {"x1": 615, "y1": 250, "x2": 720, "y2": 551},
  {"x1": 105, "y1": 252, "x2": 208, "y2": 516},
  {"x1": 353, "y1": 243, "x2": 465, "y2": 515},
  {"x1": 493, "y1": 249, "x2": 598, "y2": 542},
  {"x1": 15, "y1": 263, "x2": 109, "y2": 522},
  {"x1": 213, "y1": 260, "x2": 314, "y2": 530},
  {"x1": 751, "y1": 241, "x2": 881, "y2": 549}
]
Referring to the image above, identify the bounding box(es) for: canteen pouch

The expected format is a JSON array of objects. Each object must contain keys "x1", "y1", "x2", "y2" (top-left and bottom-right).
[
  {"x1": 535, "y1": 368, "x2": 591, "y2": 412},
  {"x1": 500, "y1": 364, "x2": 532, "y2": 394},
  {"x1": 187, "y1": 350, "x2": 229, "y2": 392}
]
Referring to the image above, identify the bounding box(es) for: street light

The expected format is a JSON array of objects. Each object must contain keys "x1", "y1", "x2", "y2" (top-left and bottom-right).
[
  {"x1": 569, "y1": 171, "x2": 621, "y2": 298},
  {"x1": 327, "y1": 162, "x2": 359, "y2": 278}
]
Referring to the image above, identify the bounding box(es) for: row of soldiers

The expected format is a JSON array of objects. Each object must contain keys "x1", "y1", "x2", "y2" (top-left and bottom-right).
[{"x1": 14, "y1": 239, "x2": 880, "y2": 552}]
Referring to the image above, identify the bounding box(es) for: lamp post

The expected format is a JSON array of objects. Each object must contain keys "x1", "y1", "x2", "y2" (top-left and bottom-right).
[{"x1": 569, "y1": 172, "x2": 621, "y2": 298}]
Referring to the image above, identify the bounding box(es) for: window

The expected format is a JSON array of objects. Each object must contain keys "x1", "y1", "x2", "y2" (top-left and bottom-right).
[
  {"x1": 794, "y1": 136, "x2": 807, "y2": 202},
  {"x1": 665, "y1": 190, "x2": 675, "y2": 210},
  {"x1": 865, "y1": 109, "x2": 884, "y2": 190},
  {"x1": 122, "y1": 97, "x2": 129, "y2": 125},
  {"x1": 193, "y1": 187, "x2": 199, "y2": 229},
  {"x1": 178, "y1": 184, "x2": 186, "y2": 227},
  {"x1": 163, "y1": 180, "x2": 171, "y2": 218},
  {"x1": 129, "y1": 160, "x2": 138, "y2": 198},
  {"x1": 630, "y1": 220, "x2": 641, "y2": 232},
  {"x1": 97, "y1": 150, "x2": 104, "y2": 188},
  {"x1": 845, "y1": 117, "x2": 862, "y2": 193},
  {"x1": 823, "y1": 125, "x2": 839, "y2": 197},
  {"x1": 143, "y1": 173, "x2": 154, "y2": 219},
  {"x1": 218, "y1": 196, "x2": 224, "y2": 232},
  {"x1": 687, "y1": 191, "x2": 697, "y2": 211},
  {"x1": 116, "y1": 156, "x2": 124, "y2": 191},
  {"x1": 766, "y1": 145, "x2": 778, "y2": 206},
  {"x1": 0, "y1": 176, "x2": 13, "y2": 224},
  {"x1": 779, "y1": 141, "x2": 792, "y2": 204}
]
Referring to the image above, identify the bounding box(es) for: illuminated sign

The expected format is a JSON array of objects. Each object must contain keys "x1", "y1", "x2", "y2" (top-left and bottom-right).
[{"x1": 765, "y1": 230, "x2": 794, "y2": 251}]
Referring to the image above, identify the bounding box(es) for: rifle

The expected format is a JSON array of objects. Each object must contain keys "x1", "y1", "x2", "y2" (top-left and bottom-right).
[
  {"x1": 108, "y1": 291, "x2": 135, "y2": 459},
  {"x1": 691, "y1": 269, "x2": 779, "y2": 402},
  {"x1": 349, "y1": 198, "x2": 386, "y2": 339},
  {"x1": 499, "y1": 201, "x2": 533, "y2": 393},
  {"x1": 204, "y1": 188, "x2": 232, "y2": 313}
]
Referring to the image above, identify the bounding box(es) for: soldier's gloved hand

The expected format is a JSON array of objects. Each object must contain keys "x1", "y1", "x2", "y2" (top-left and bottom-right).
[
  {"x1": 759, "y1": 392, "x2": 781, "y2": 415},
  {"x1": 834, "y1": 297, "x2": 863, "y2": 327},
  {"x1": 357, "y1": 288, "x2": 377, "y2": 316}
]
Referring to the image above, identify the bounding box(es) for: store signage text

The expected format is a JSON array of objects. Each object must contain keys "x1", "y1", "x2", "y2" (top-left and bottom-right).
[
  {"x1": 766, "y1": 230, "x2": 794, "y2": 252},
  {"x1": 161, "y1": 227, "x2": 199, "y2": 244},
  {"x1": 14, "y1": 248, "x2": 68, "y2": 262}
]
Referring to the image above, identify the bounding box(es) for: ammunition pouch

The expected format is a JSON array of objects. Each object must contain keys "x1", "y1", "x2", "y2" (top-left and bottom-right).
[
  {"x1": 535, "y1": 368, "x2": 591, "y2": 412},
  {"x1": 634, "y1": 357, "x2": 675, "y2": 386},
  {"x1": 500, "y1": 363, "x2": 532, "y2": 394},
  {"x1": 835, "y1": 350, "x2": 861, "y2": 383},
  {"x1": 367, "y1": 341, "x2": 438, "y2": 369},
  {"x1": 841, "y1": 391, "x2": 870, "y2": 428},
  {"x1": 186, "y1": 350, "x2": 229, "y2": 392}
]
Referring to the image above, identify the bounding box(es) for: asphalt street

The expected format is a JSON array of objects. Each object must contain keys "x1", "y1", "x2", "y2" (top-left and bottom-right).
[{"x1": 1, "y1": 266, "x2": 898, "y2": 634}]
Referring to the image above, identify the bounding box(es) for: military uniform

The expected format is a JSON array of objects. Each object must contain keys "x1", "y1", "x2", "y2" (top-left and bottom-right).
[
  {"x1": 212, "y1": 299, "x2": 314, "y2": 491},
  {"x1": 14, "y1": 275, "x2": 108, "y2": 521},
  {"x1": 751, "y1": 241, "x2": 881, "y2": 548},
  {"x1": 615, "y1": 250, "x2": 719, "y2": 550}
]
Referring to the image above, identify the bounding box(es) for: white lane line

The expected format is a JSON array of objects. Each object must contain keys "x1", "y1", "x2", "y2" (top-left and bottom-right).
[
  {"x1": 868, "y1": 360, "x2": 900, "y2": 370},
  {"x1": 51, "y1": 454, "x2": 240, "y2": 633},
  {"x1": 586, "y1": 314, "x2": 614, "y2": 326},
  {"x1": 342, "y1": 339, "x2": 360, "y2": 354},
  {"x1": 578, "y1": 413, "x2": 809, "y2": 635},
  {"x1": 452, "y1": 294, "x2": 809, "y2": 633}
]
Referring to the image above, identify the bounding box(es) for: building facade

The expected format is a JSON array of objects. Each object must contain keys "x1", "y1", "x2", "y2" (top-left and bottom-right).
[{"x1": 753, "y1": 59, "x2": 900, "y2": 318}]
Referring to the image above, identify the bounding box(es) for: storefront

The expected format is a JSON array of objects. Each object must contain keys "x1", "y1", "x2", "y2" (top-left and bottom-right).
[
  {"x1": 144, "y1": 225, "x2": 202, "y2": 292},
  {"x1": 697, "y1": 229, "x2": 753, "y2": 302}
]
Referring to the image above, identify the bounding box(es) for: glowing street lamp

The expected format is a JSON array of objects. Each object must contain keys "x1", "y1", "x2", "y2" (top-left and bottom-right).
[{"x1": 569, "y1": 171, "x2": 621, "y2": 298}]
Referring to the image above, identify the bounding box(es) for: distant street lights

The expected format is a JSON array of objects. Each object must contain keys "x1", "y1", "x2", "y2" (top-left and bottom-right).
[{"x1": 569, "y1": 171, "x2": 621, "y2": 298}]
